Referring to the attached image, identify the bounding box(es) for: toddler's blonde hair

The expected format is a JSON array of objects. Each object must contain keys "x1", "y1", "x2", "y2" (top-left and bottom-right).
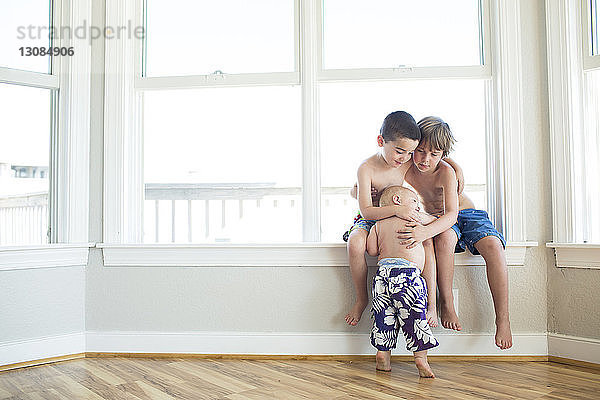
[{"x1": 379, "y1": 185, "x2": 417, "y2": 207}]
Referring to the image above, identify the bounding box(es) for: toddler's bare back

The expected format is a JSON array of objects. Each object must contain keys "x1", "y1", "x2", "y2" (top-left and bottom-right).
[{"x1": 375, "y1": 217, "x2": 425, "y2": 270}]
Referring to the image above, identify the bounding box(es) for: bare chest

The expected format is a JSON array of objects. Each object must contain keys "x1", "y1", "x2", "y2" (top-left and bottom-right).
[
  {"x1": 407, "y1": 174, "x2": 445, "y2": 216},
  {"x1": 369, "y1": 167, "x2": 408, "y2": 192}
]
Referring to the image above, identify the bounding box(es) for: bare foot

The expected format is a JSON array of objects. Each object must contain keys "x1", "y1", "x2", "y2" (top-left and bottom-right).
[
  {"x1": 344, "y1": 299, "x2": 367, "y2": 326},
  {"x1": 440, "y1": 303, "x2": 462, "y2": 331},
  {"x1": 495, "y1": 319, "x2": 512, "y2": 350},
  {"x1": 376, "y1": 351, "x2": 391, "y2": 372},
  {"x1": 426, "y1": 307, "x2": 439, "y2": 328},
  {"x1": 414, "y1": 355, "x2": 435, "y2": 378}
]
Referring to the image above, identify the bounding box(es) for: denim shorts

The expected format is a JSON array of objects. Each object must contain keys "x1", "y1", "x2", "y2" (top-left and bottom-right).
[{"x1": 451, "y1": 208, "x2": 506, "y2": 255}]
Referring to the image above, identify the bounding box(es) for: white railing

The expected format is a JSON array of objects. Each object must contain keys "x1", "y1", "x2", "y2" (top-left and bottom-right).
[
  {"x1": 0, "y1": 192, "x2": 48, "y2": 245},
  {"x1": 144, "y1": 183, "x2": 351, "y2": 243},
  {"x1": 0, "y1": 183, "x2": 487, "y2": 246},
  {"x1": 144, "y1": 183, "x2": 487, "y2": 243}
]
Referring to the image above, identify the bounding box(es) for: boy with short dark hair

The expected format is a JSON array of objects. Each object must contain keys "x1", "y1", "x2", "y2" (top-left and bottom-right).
[{"x1": 345, "y1": 111, "x2": 426, "y2": 326}]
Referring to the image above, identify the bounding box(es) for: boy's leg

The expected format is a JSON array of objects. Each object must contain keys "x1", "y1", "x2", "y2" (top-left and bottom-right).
[
  {"x1": 434, "y1": 229, "x2": 462, "y2": 331},
  {"x1": 413, "y1": 350, "x2": 435, "y2": 378},
  {"x1": 473, "y1": 236, "x2": 512, "y2": 349},
  {"x1": 422, "y1": 239, "x2": 438, "y2": 327},
  {"x1": 345, "y1": 229, "x2": 369, "y2": 325}
]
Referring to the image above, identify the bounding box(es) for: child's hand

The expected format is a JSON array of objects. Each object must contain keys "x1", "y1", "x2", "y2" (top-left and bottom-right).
[
  {"x1": 456, "y1": 168, "x2": 465, "y2": 195},
  {"x1": 350, "y1": 184, "x2": 379, "y2": 202},
  {"x1": 396, "y1": 225, "x2": 429, "y2": 249},
  {"x1": 371, "y1": 186, "x2": 379, "y2": 203},
  {"x1": 395, "y1": 205, "x2": 420, "y2": 222}
]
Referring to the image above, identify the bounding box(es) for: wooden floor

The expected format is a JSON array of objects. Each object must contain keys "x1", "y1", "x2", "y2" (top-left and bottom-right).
[{"x1": 1, "y1": 357, "x2": 599, "y2": 399}]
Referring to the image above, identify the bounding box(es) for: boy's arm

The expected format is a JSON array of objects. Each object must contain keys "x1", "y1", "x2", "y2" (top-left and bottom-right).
[
  {"x1": 366, "y1": 224, "x2": 379, "y2": 257},
  {"x1": 399, "y1": 167, "x2": 459, "y2": 248},
  {"x1": 350, "y1": 182, "x2": 378, "y2": 203},
  {"x1": 444, "y1": 157, "x2": 464, "y2": 195},
  {"x1": 357, "y1": 165, "x2": 417, "y2": 221}
]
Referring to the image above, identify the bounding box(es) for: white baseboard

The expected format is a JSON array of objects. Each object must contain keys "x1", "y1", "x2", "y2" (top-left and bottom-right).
[
  {"x1": 548, "y1": 333, "x2": 600, "y2": 364},
  {"x1": 0, "y1": 333, "x2": 85, "y2": 366},
  {"x1": 86, "y1": 331, "x2": 548, "y2": 356}
]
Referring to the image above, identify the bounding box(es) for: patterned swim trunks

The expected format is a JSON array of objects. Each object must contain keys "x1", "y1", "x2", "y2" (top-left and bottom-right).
[
  {"x1": 342, "y1": 213, "x2": 376, "y2": 242},
  {"x1": 371, "y1": 258, "x2": 439, "y2": 352}
]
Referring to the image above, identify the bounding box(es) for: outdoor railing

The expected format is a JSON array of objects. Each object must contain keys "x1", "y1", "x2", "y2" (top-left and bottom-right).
[
  {"x1": 0, "y1": 183, "x2": 486, "y2": 245},
  {"x1": 0, "y1": 192, "x2": 47, "y2": 245}
]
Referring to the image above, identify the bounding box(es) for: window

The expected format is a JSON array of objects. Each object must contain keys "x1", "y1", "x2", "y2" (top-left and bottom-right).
[
  {"x1": 546, "y1": 0, "x2": 600, "y2": 245},
  {"x1": 144, "y1": 0, "x2": 296, "y2": 76},
  {"x1": 105, "y1": 0, "x2": 528, "y2": 246},
  {"x1": 0, "y1": 0, "x2": 91, "y2": 247},
  {"x1": 0, "y1": 85, "x2": 51, "y2": 245},
  {"x1": 143, "y1": 86, "x2": 302, "y2": 243},
  {"x1": 582, "y1": 0, "x2": 600, "y2": 242},
  {"x1": 0, "y1": 1, "x2": 54, "y2": 246},
  {"x1": 322, "y1": 0, "x2": 482, "y2": 69},
  {"x1": 0, "y1": 0, "x2": 52, "y2": 74},
  {"x1": 590, "y1": 0, "x2": 599, "y2": 56}
]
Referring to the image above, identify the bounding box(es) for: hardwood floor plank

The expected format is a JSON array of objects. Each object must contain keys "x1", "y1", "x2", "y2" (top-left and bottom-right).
[{"x1": 169, "y1": 360, "x2": 257, "y2": 392}]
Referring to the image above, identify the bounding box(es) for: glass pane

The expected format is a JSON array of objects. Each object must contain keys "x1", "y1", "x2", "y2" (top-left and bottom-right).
[
  {"x1": 143, "y1": 86, "x2": 302, "y2": 243},
  {"x1": 323, "y1": 0, "x2": 482, "y2": 69},
  {"x1": 583, "y1": 69, "x2": 600, "y2": 241},
  {"x1": 145, "y1": 0, "x2": 295, "y2": 76},
  {"x1": 591, "y1": 0, "x2": 599, "y2": 56},
  {"x1": 0, "y1": 84, "x2": 51, "y2": 245},
  {"x1": 320, "y1": 80, "x2": 486, "y2": 242},
  {"x1": 0, "y1": 0, "x2": 52, "y2": 73}
]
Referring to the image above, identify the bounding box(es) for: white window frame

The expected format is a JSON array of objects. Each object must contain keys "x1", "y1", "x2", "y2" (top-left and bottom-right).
[
  {"x1": 546, "y1": 0, "x2": 600, "y2": 268},
  {"x1": 0, "y1": 0, "x2": 92, "y2": 268},
  {"x1": 102, "y1": 0, "x2": 536, "y2": 266}
]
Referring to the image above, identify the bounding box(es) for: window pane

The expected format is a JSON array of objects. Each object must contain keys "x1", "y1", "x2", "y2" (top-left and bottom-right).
[
  {"x1": 0, "y1": 0, "x2": 52, "y2": 73},
  {"x1": 0, "y1": 84, "x2": 51, "y2": 245},
  {"x1": 320, "y1": 80, "x2": 486, "y2": 242},
  {"x1": 143, "y1": 86, "x2": 302, "y2": 243},
  {"x1": 145, "y1": 0, "x2": 295, "y2": 76},
  {"x1": 322, "y1": 0, "x2": 482, "y2": 69},
  {"x1": 591, "y1": 0, "x2": 599, "y2": 56},
  {"x1": 583, "y1": 69, "x2": 600, "y2": 241}
]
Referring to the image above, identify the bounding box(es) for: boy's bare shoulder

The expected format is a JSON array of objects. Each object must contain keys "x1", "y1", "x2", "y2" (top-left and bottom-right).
[
  {"x1": 357, "y1": 154, "x2": 381, "y2": 173},
  {"x1": 435, "y1": 160, "x2": 457, "y2": 181}
]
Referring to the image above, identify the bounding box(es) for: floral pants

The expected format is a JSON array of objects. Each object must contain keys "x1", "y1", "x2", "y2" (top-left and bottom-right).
[{"x1": 371, "y1": 258, "x2": 439, "y2": 352}]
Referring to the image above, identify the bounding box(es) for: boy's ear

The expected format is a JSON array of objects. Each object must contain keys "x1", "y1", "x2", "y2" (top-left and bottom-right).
[
  {"x1": 377, "y1": 135, "x2": 384, "y2": 147},
  {"x1": 392, "y1": 194, "x2": 401, "y2": 205}
]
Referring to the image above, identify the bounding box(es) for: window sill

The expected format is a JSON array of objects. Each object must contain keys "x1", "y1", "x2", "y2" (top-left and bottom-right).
[
  {"x1": 0, "y1": 244, "x2": 91, "y2": 271},
  {"x1": 546, "y1": 243, "x2": 600, "y2": 270},
  {"x1": 98, "y1": 242, "x2": 537, "y2": 267}
]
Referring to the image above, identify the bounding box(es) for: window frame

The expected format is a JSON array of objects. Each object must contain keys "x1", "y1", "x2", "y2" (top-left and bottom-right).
[
  {"x1": 546, "y1": 0, "x2": 600, "y2": 267},
  {"x1": 102, "y1": 0, "x2": 535, "y2": 264},
  {"x1": 583, "y1": 0, "x2": 600, "y2": 69},
  {"x1": 0, "y1": 0, "x2": 91, "y2": 264}
]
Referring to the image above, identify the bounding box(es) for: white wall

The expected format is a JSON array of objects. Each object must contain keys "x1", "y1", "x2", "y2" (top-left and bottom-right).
[{"x1": 0, "y1": 266, "x2": 85, "y2": 365}]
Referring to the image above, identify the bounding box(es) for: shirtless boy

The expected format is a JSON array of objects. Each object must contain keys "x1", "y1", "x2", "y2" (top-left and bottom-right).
[
  {"x1": 366, "y1": 185, "x2": 439, "y2": 377},
  {"x1": 344, "y1": 111, "x2": 423, "y2": 326},
  {"x1": 406, "y1": 116, "x2": 512, "y2": 350}
]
